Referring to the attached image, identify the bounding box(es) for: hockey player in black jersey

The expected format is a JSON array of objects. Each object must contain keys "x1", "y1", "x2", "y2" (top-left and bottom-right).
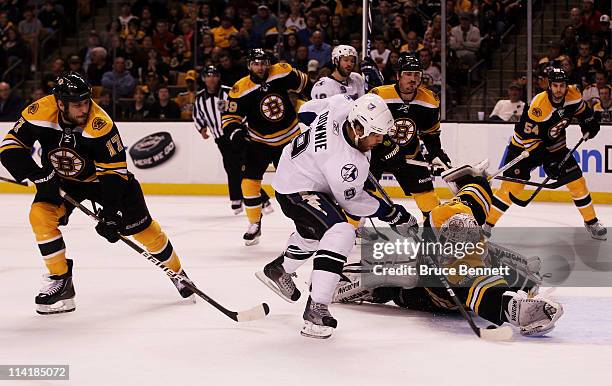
[{"x1": 0, "y1": 73, "x2": 194, "y2": 314}]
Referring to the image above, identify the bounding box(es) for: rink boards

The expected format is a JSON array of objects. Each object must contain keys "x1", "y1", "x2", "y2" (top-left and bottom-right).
[{"x1": 1, "y1": 122, "x2": 611, "y2": 204}]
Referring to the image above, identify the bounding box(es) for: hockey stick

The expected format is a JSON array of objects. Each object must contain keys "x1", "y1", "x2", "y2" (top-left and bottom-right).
[
  {"x1": 486, "y1": 151, "x2": 530, "y2": 181},
  {"x1": 59, "y1": 189, "x2": 270, "y2": 322},
  {"x1": 366, "y1": 174, "x2": 513, "y2": 341},
  {"x1": 0, "y1": 176, "x2": 28, "y2": 186},
  {"x1": 493, "y1": 176, "x2": 568, "y2": 189},
  {"x1": 368, "y1": 217, "x2": 389, "y2": 241},
  {"x1": 509, "y1": 134, "x2": 589, "y2": 207}
]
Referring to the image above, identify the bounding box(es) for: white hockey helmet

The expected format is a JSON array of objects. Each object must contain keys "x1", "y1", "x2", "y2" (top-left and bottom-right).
[
  {"x1": 347, "y1": 94, "x2": 394, "y2": 143},
  {"x1": 332, "y1": 44, "x2": 358, "y2": 66}
]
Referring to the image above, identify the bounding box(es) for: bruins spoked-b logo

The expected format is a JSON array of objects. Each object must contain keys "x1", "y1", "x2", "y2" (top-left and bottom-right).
[
  {"x1": 341, "y1": 163, "x2": 358, "y2": 182},
  {"x1": 28, "y1": 103, "x2": 39, "y2": 115},
  {"x1": 48, "y1": 148, "x2": 85, "y2": 177},
  {"x1": 260, "y1": 94, "x2": 284, "y2": 121},
  {"x1": 92, "y1": 117, "x2": 107, "y2": 131},
  {"x1": 389, "y1": 118, "x2": 417, "y2": 146}
]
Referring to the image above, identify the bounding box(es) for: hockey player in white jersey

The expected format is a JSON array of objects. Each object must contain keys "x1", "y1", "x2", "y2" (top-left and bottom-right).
[
  {"x1": 311, "y1": 45, "x2": 365, "y2": 100},
  {"x1": 256, "y1": 93, "x2": 418, "y2": 339}
]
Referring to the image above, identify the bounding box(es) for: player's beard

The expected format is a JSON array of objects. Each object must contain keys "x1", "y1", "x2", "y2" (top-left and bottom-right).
[
  {"x1": 62, "y1": 109, "x2": 88, "y2": 126},
  {"x1": 338, "y1": 64, "x2": 352, "y2": 78}
]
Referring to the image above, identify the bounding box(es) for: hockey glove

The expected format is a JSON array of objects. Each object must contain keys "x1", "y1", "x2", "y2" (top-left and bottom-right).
[
  {"x1": 580, "y1": 117, "x2": 600, "y2": 140},
  {"x1": 543, "y1": 161, "x2": 562, "y2": 180},
  {"x1": 379, "y1": 204, "x2": 418, "y2": 229},
  {"x1": 95, "y1": 208, "x2": 122, "y2": 243},
  {"x1": 379, "y1": 142, "x2": 405, "y2": 170},
  {"x1": 228, "y1": 127, "x2": 249, "y2": 150},
  {"x1": 29, "y1": 168, "x2": 62, "y2": 206},
  {"x1": 425, "y1": 151, "x2": 452, "y2": 171}
]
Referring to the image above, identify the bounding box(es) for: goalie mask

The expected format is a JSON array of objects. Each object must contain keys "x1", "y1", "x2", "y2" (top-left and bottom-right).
[
  {"x1": 438, "y1": 213, "x2": 481, "y2": 245},
  {"x1": 347, "y1": 94, "x2": 394, "y2": 147}
]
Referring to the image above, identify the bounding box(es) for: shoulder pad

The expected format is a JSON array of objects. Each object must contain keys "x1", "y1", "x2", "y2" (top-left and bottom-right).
[
  {"x1": 82, "y1": 101, "x2": 114, "y2": 138},
  {"x1": 369, "y1": 85, "x2": 400, "y2": 102},
  {"x1": 267, "y1": 63, "x2": 293, "y2": 81},
  {"x1": 527, "y1": 91, "x2": 553, "y2": 122},
  {"x1": 413, "y1": 87, "x2": 440, "y2": 108},
  {"x1": 229, "y1": 76, "x2": 258, "y2": 98},
  {"x1": 21, "y1": 95, "x2": 60, "y2": 129},
  {"x1": 564, "y1": 85, "x2": 582, "y2": 105}
]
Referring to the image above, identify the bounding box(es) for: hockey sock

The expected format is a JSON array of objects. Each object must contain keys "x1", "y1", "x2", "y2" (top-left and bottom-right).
[
  {"x1": 566, "y1": 177, "x2": 597, "y2": 223},
  {"x1": 486, "y1": 181, "x2": 524, "y2": 226},
  {"x1": 242, "y1": 178, "x2": 263, "y2": 224},
  {"x1": 464, "y1": 275, "x2": 508, "y2": 325},
  {"x1": 281, "y1": 232, "x2": 318, "y2": 273},
  {"x1": 413, "y1": 191, "x2": 440, "y2": 220},
  {"x1": 30, "y1": 202, "x2": 68, "y2": 275},
  {"x1": 346, "y1": 214, "x2": 361, "y2": 230},
  {"x1": 133, "y1": 220, "x2": 182, "y2": 273}
]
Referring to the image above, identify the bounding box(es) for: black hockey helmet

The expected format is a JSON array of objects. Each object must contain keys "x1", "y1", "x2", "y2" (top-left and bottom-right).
[
  {"x1": 397, "y1": 53, "x2": 422, "y2": 73},
  {"x1": 547, "y1": 67, "x2": 568, "y2": 84},
  {"x1": 201, "y1": 65, "x2": 220, "y2": 78},
  {"x1": 247, "y1": 48, "x2": 269, "y2": 64},
  {"x1": 52, "y1": 72, "x2": 92, "y2": 103}
]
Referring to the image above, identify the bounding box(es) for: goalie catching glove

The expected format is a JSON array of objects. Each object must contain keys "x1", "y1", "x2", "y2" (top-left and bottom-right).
[{"x1": 503, "y1": 290, "x2": 564, "y2": 336}]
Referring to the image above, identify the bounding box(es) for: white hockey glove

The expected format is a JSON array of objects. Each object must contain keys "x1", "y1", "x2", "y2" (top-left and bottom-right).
[{"x1": 503, "y1": 290, "x2": 564, "y2": 336}]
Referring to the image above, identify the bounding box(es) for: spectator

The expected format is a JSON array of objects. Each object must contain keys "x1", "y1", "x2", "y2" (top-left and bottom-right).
[
  {"x1": 593, "y1": 84, "x2": 612, "y2": 122},
  {"x1": 308, "y1": 31, "x2": 332, "y2": 68},
  {"x1": 79, "y1": 31, "x2": 101, "y2": 72},
  {"x1": 179, "y1": 19, "x2": 194, "y2": 52},
  {"x1": 449, "y1": 13, "x2": 482, "y2": 68},
  {"x1": 400, "y1": 31, "x2": 424, "y2": 55},
  {"x1": 218, "y1": 52, "x2": 247, "y2": 87},
  {"x1": 212, "y1": 16, "x2": 238, "y2": 49},
  {"x1": 25, "y1": 87, "x2": 45, "y2": 106},
  {"x1": 286, "y1": 3, "x2": 306, "y2": 30},
  {"x1": 328, "y1": 14, "x2": 348, "y2": 45},
  {"x1": 125, "y1": 86, "x2": 153, "y2": 120},
  {"x1": 117, "y1": 2, "x2": 137, "y2": 30},
  {"x1": 18, "y1": 7, "x2": 43, "y2": 69},
  {"x1": 569, "y1": 7, "x2": 591, "y2": 42},
  {"x1": 372, "y1": 0, "x2": 394, "y2": 34},
  {"x1": 169, "y1": 36, "x2": 193, "y2": 72},
  {"x1": 197, "y1": 2, "x2": 220, "y2": 31},
  {"x1": 102, "y1": 56, "x2": 137, "y2": 98},
  {"x1": 197, "y1": 32, "x2": 215, "y2": 64},
  {"x1": 281, "y1": 32, "x2": 300, "y2": 63},
  {"x1": 538, "y1": 41, "x2": 563, "y2": 72},
  {"x1": 342, "y1": 0, "x2": 362, "y2": 35},
  {"x1": 582, "y1": 70, "x2": 609, "y2": 105},
  {"x1": 67, "y1": 55, "x2": 84, "y2": 75},
  {"x1": 86, "y1": 46, "x2": 111, "y2": 86},
  {"x1": 349, "y1": 32, "x2": 362, "y2": 54},
  {"x1": 446, "y1": 0, "x2": 461, "y2": 27},
  {"x1": 371, "y1": 35, "x2": 391, "y2": 66},
  {"x1": 559, "y1": 55, "x2": 582, "y2": 87},
  {"x1": 238, "y1": 17, "x2": 260, "y2": 49},
  {"x1": 489, "y1": 82, "x2": 525, "y2": 121},
  {"x1": 96, "y1": 89, "x2": 122, "y2": 120},
  {"x1": 126, "y1": 18, "x2": 145, "y2": 43},
  {"x1": 559, "y1": 25, "x2": 579, "y2": 61},
  {"x1": 402, "y1": 1, "x2": 425, "y2": 37},
  {"x1": 0, "y1": 11, "x2": 15, "y2": 42},
  {"x1": 37, "y1": 0, "x2": 61, "y2": 33},
  {"x1": 581, "y1": 0, "x2": 602, "y2": 34},
  {"x1": 0, "y1": 81, "x2": 23, "y2": 121},
  {"x1": 307, "y1": 59, "x2": 320, "y2": 84},
  {"x1": 145, "y1": 49, "x2": 170, "y2": 82},
  {"x1": 317, "y1": 7, "x2": 332, "y2": 39},
  {"x1": 152, "y1": 20, "x2": 175, "y2": 58},
  {"x1": 150, "y1": 85, "x2": 181, "y2": 120},
  {"x1": 420, "y1": 48, "x2": 442, "y2": 93},
  {"x1": 252, "y1": 4, "x2": 277, "y2": 39},
  {"x1": 2, "y1": 28, "x2": 27, "y2": 68},
  {"x1": 41, "y1": 58, "x2": 65, "y2": 93},
  {"x1": 605, "y1": 57, "x2": 612, "y2": 80},
  {"x1": 175, "y1": 70, "x2": 197, "y2": 120},
  {"x1": 293, "y1": 45, "x2": 310, "y2": 72},
  {"x1": 387, "y1": 15, "x2": 410, "y2": 50},
  {"x1": 298, "y1": 14, "x2": 318, "y2": 46},
  {"x1": 122, "y1": 34, "x2": 145, "y2": 78},
  {"x1": 143, "y1": 71, "x2": 160, "y2": 102},
  {"x1": 139, "y1": 7, "x2": 155, "y2": 36},
  {"x1": 383, "y1": 50, "x2": 401, "y2": 84},
  {"x1": 227, "y1": 33, "x2": 244, "y2": 63},
  {"x1": 576, "y1": 41, "x2": 603, "y2": 84},
  {"x1": 592, "y1": 15, "x2": 610, "y2": 58}
]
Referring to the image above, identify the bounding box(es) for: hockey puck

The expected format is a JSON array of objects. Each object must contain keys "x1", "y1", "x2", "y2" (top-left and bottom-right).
[{"x1": 128, "y1": 131, "x2": 176, "y2": 169}]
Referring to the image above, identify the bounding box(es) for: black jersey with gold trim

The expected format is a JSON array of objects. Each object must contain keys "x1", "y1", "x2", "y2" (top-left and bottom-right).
[
  {"x1": 369, "y1": 84, "x2": 441, "y2": 160},
  {"x1": 221, "y1": 63, "x2": 308, "y2": 147},
  {"x1": 512, "y1": 86, "x2": 595, "y2": 153},
  {"x1": 0, "y1": 95, "x2": 130, "y2": 203}
]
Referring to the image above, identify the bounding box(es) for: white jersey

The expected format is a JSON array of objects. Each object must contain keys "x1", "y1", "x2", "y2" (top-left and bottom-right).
[
  {"x1": 310, "y1": 73, "x2": 366, "y2": 100},
  {"x1": 273, "y1": 94, "x2": 381, "y2": 217}
]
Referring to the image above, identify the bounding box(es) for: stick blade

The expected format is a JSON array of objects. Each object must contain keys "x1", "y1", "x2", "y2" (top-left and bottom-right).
[
  {"x1": 479, "y1": 326, "x2": 513, "y2": 341},
  {"x1": 508, "y1": 192, "x2": 531, "y2": 207},
  {"x1": 235, "y1": 303, "x2": 270, "y2": 322}
]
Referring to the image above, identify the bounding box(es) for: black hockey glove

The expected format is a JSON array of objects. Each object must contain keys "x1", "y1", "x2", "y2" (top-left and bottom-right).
[
  {"x1": 28, "y1": 168, "x2": 62, "y2": 206},
  {"x1": 228, "y1": 127, "x2": 249, "y2": 150},
  {"x1": 580, "y1": 117, "x2": 600, "y2": 140},
  {"x1": 425, "y1": 150, "x2": 452, "y2": 171},
  {"x1": 379, "y1": 142, "x2": 405, "y2": 170},
  {"x1": 95, "y1": 207, "x2": 122, "y2": 243},
  {"x1": 379, "y1": 204, "x2": 418, "y2": 229}
]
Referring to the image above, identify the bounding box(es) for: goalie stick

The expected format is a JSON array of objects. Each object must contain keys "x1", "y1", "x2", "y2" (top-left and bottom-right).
[
  {"x1": 366, "y1": 172, "x2": 513, "y2": 341},
  {"x1": 509, "y1": 133, "x2": 589, "y2": 207},
  {"x1": 59, "y1": 189, "x2": 270, "y2": 323}
]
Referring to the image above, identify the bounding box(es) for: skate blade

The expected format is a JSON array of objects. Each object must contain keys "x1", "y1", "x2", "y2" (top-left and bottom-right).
[
  {"x1": 300, "y1": 320, "x2": 333, "y2": 339},
  {"x1": 262, "y1": 206, "x2": 274, "y2": 215},
  {"x1": 233, "y1": 208, "x2": 244, "y2": 215},
  {"x1": 255, "y1": 271, "x2": 297, "y2": 303},
  {"x1": 36, "y1": 298, "x2": 76, "y2": 315},
  {"x1": 244, "y1": 237, "x2": 260, "y2": 246}
]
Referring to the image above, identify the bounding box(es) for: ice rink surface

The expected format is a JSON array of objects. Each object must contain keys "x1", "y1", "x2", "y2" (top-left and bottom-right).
[{"x1": 0, "y1": 193, "x2": 610, "y2": 386}]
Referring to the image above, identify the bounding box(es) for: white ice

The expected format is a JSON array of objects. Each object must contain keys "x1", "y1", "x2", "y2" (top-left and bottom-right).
[{"x1": 0, "y1": 193, "x2": 611, "y2": 386}]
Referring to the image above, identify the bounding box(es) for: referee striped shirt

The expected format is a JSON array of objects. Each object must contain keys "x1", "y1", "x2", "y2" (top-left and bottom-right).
[{"x1": 193, "y1": 85, "x2": 232, "y2": 139}]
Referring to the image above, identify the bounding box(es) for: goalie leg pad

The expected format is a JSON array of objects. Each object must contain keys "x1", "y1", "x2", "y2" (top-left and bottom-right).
[{"x1": 502, "y1": 290, "x2": 564, "y2": 336}]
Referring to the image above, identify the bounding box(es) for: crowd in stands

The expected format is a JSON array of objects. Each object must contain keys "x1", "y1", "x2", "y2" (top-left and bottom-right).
[{"x1": 0, "y1": 0, "x2": 610, "y2": 122}]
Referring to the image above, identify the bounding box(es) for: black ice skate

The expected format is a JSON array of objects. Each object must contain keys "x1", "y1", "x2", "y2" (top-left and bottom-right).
[
  {"x1": 231, "y1": 200, "x2": 244, "y2": 215},
  {"x1": 585, "y1": 220, "x2": 607, "y2": 240},
  {"x1": 35, "y1": 259, "x2": 76, "y2": 315},
  {"x1": 301, "y1": 296, "x2": 337, "y2": 339},
  {"x1": 243, "y1": 221, "x2": 261, "y2": 246},
  {"x1": 170, "y1": 269, "x2": 196, "y2": 301},
  {"x1": 261, "y1": 200, "x2": 274, "y2": 215},
  {"x1": 255, "y1": 256, "x2": 301, "y2": 303}
]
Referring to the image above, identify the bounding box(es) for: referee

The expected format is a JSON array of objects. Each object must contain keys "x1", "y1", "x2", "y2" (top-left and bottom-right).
[{"x1": 193, "y1": 65, "x2": 271, "y2": 214}]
